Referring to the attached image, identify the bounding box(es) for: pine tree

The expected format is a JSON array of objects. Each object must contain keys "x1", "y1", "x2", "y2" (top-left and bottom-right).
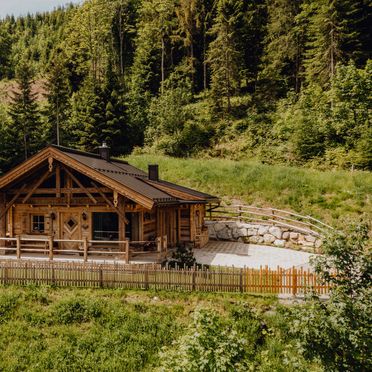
[
  {"x1": 260, "y1": 0, "x2": 305, "y2": 96},
  {"x1": 302, "y1": 0, "x2": 343, "y2": 87},
  {"x1": 43, "y1": 54, "x2": 71, "y2": 145},
  {"x1": 67, "y1": 79, "x2": 106, "y2": 152},
  {"x1": 8, "y1": 61, "x2": 42, "y2": 163},
  {"x1": 175, "y1": 0, "x2": 201, "y2": 88},
  {"x1": 207, "y1": 0, "x2": 244, "y2": 113}
]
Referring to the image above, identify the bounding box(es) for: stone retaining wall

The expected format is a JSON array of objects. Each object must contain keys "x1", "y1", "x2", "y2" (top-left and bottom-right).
[{"x1": 205, "y1": 221, "x2": 322, "y2": 251}]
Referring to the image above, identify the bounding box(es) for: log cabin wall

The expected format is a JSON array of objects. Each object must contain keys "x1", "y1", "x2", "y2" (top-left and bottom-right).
[{"x1": 0, "y1": 192, "x2": 6, "y2": 240}]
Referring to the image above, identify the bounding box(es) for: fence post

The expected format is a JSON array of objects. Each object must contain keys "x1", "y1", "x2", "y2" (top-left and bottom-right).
[
  {"x1": 16, "y1": 236, "x2": 21, "y2": 259},
  {"x1": 292, "y1": 267, "x2": 297, "y2": 296},
  {"x1": 48, "y1": 236, "x2": 54, "y2": 261},
  {"x1": 144, "y1": 267, "x2": 149, "y2": 290},
  {"x1": 192, "y1": 266, "x2": 196, "y2": 291},
  {"x1": 240, "y1": 268, "x2": 243, "y2": 292},
  {"x1": 99, "y1": 267, "x2": 103, "y2": 288},
  {"x1": 124, "y1": 240, "x2": 130, "y2": 264},
  {"x1": 83, "y1": 236, "x2": 88, "y2": 262}
]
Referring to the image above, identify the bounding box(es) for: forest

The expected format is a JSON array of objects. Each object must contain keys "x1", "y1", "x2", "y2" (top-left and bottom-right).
[{"x1": 0, "y1": 0, "x2": 371, "y2": 174}]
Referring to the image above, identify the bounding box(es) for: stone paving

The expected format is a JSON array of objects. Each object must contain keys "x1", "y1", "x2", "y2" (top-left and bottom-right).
[{"x1": 194, "y1": 240, "x2": 316, "y2": 269}]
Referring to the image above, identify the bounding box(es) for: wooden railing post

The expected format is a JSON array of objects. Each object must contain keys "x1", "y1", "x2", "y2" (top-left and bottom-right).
[
  {"x1": 124, "y1": 240, "x2": 130, "y2": 264},
  {"x1": 163, "y1": 235, "x2": 167, "y2": 258},
  {"x1": 48, "y1": 236, "x2": 54, "y2": 261},
  {"x1": 16, "y1": 236, "x2": 21, "y2": 259},
  {"x1": 83, "y1": 236, "x2": 88, "y2": 262},
  {"x1": 156, "y1": 237, "x2": 162, "y2": 261}
]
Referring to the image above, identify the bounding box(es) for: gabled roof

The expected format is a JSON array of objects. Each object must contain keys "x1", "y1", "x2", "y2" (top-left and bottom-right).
[{"x1": 0, "y1": 145, "x2": 218, "y2": 209}]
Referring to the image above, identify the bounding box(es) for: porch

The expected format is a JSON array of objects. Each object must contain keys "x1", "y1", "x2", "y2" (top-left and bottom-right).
[{"x1": 0, "y1": 235, "x2": 170, "y2": 264}]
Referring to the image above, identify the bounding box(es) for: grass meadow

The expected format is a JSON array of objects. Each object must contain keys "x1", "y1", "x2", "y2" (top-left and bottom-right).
[
  {"x1": 0, "y1": 285, "x2": 323, "y2": 371},
  {"x1": 126, "y1": 154, "x2": 372, "y2": 225}
]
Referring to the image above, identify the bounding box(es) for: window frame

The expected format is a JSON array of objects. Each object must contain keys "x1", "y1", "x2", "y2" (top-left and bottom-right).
[{"x1": 30, "y1": 214, "x2": 45, "y2": 234}]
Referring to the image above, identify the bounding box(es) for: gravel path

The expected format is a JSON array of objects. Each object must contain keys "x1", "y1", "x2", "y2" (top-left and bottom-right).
[{"x1": 194, "y1": 241, "x2": 316, "y2": 269}]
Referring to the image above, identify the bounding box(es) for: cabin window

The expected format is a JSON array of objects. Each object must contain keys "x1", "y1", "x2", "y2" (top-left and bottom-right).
[
  {"x1": 92, "y1": 212, "x2": 119, "y2": 241},
  {"x1": 31, "y1": 215, "x2": 45, "y2": 233}
]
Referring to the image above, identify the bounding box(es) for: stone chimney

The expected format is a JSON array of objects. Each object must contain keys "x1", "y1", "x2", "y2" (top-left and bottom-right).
[
  {"x1": 98, "y1": 142, "x2": 110, "y2": 161},
  {"x1": 148, "y1": 164, "x2": 159, "y2": 181}
]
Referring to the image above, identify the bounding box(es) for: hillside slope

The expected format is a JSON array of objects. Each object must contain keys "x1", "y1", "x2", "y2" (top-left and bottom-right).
[{"x1": 126, "y1": 155, "x2": 372, "y2": 225}]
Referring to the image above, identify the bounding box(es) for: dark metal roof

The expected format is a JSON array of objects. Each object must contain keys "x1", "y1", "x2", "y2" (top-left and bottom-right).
[{"x1": 52, "y1": 145, "x2": 218, "y2": 205}]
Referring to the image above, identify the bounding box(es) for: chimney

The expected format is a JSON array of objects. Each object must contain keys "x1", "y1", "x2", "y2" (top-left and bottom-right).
[
  {"x1": 148, "y1": 164, "x2": 159, "y2": 181},
  {"x1": 98, "y1": 142, "x2": 110, "y2": 161}
]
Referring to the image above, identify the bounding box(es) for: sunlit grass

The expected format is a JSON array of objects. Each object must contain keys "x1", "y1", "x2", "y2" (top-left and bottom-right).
[{"x1": 125, "y1": 154, "x2": 372, "y2": 225}]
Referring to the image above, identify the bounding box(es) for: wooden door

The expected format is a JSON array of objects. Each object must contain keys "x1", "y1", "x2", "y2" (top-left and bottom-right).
[{"x1": 60, "y1": 212, "x2": 81, "y2": 250}]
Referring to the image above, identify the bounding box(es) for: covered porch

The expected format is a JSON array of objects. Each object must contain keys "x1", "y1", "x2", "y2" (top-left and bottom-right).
[{"x1": 0, "y1": 234, "x2": 170, "y2": 264}]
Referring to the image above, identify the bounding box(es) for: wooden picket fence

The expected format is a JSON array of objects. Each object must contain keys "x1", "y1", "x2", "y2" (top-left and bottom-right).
[{"x1": 0, "y1": 260, "x2": 331, "y2": 296}]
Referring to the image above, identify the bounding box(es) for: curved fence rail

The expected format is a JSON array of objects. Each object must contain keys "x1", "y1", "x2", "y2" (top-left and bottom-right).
[{"x1": 206, "y1": 204, "x2": 333, "y2": 237}]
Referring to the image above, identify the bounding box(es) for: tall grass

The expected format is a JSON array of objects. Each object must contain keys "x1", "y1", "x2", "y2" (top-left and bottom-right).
[
  {"x1": 0, "y1": 286, "x2": 277, "y2": 371},
  {"x1": 126, "y1": 155, "x2": 372, "y2": 224}
]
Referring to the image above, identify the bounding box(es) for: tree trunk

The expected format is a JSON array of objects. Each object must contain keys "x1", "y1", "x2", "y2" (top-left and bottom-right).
[{"x1": 161, "y1": 36, "x2": 165, "y2": 95}]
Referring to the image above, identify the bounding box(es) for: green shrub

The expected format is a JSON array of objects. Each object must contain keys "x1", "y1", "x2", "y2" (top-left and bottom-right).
[
  {"x1": 52, "y1": 297, "x2": 103, "y2": 324},
  {"x1": 0, "y1": 292, "x2": 19, "y2": 322}
]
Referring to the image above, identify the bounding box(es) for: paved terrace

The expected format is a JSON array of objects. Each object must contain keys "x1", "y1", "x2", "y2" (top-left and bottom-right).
[{"x1": 1, "y1": 241, "x2": 315, "y2": 270}]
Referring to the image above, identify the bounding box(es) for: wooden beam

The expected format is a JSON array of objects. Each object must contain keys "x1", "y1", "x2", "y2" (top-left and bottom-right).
[
  {"x1": 0, "y1": 184, "x2": 27, "y2": 220},
  {"x1": 66, "y1": 170, "x2": 72, "y2": 206},
  {"x1": 22, "y1": 170, "x2": 52, "y2": 204},
  {"x1": 0, "y1": 192, "x2": 6, "y2": 239},
  {"x1": 56, "y1": 165, "x2": 61, "y2": 198},
  {"x1": 7, "y1": 187, "x2": 113, "y2": 194},
  {"x1": 62, "y1": 166, "x2": 97, "y2": 205},
  {"x1": 91, "y1": 181, "x2": 129, "y2": 224}
]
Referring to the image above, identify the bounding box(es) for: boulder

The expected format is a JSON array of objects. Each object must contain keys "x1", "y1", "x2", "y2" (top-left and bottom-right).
[
  {"x1": 216, "y1": 228, "x2": 232, "y2": 240},
  {"x1": 238, "y1": 228, "x2": 247, "y2": 237},
  {"x1": 274, "y1": 239, "x2": 286, "y2": 247},
  {"x1": 315, "y1": 239, "x2": 322, "y2": 249},
  {"x1": 247, "y1": 228, "x2": 258, "y2": 236},
  {"x1": 208, "y1": 226, "x2": 217, "y2": 239},
  {"x1": 263, "y1": 234, "x2": 275, "y2": 243},
  {"x1": 282, "y1": 231, "x2": 290, "y2": 240},
  {"x1": 249, "y1": 236, "x2": 264, "y2": 244},
  {"x1": 289, "y1": 232, "x2": 299, "y2": 240},
  {"x1": 214, "y1": 223, "x2": 226, "y2": 232},
  {"x1": 304, "y1": 235, "x2": 317, "y2": 243},
  {"x1": 269, "y1": 226, "x2": 282, "y2": 239},
  {"x1": 258, "y1": 225, "x2": 269, "y2": 235},
  {"x1": 298, "y1": 240, "x2": 315, "y2": 247}
]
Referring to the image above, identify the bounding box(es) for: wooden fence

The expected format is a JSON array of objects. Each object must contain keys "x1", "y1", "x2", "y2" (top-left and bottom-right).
[
  {"x1": 206, "y1": 204, "x2": 333, "y2": 237},
  {"x1": 0, "y1": 260, "x2": 331, "y2": 296}
]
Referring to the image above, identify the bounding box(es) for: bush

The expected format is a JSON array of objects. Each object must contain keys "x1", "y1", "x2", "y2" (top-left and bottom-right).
[
  {"x1": 0, "y1": 292, "x2": 19, "y2": 323},
  {"x1": 288, "y1": 224, "x2": 372, "y2": 371},
  {"x1": 52, "y1": 297, "x2": 103, "y2": 324},
  {"x1": 158, "y1": 308, "x2": 249, "y2": 372}
]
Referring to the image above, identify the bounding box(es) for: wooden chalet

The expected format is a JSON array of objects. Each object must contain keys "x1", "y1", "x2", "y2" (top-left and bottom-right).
[{"x1": 0, "y1": 145, "x2": 218, "y2": 262}]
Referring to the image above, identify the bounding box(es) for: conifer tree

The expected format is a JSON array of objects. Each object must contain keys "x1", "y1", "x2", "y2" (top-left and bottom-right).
[
  {"x1": 8, "y1": 60, "x2": 41, "y2": 163},
  {"x1": 302, "y1": 0, "x2": 342, "y2": 86},
  {"x1": 67, "y1": 79, "x2": 106, "y2": 152},
  {"x1": 207, "y1": 0, "x2": 244, "y2": 112},
  {"x1": 44, "y1": 54, "x2": 71, "y2": 146},
  {"x1": 261, "y1": 0, "x2": 305, "y2": 96}
]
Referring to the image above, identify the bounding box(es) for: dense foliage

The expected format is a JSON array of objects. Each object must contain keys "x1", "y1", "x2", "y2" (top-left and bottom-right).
[
  {"x1": 288, "y1": 224, "x2": 372, "y2": 371},
  {"x1": 0, "y1": 0, "x2": 371, "y2": 174}
]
